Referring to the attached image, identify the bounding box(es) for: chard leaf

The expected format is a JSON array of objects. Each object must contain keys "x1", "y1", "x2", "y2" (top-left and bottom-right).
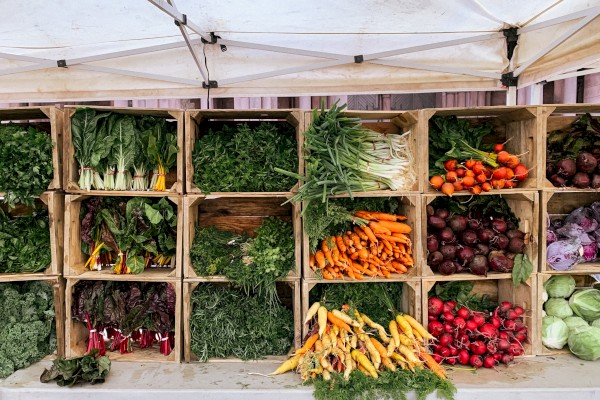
[
  {"x1": 126, "y1": 255, "x2": 145, "y2": 275},
  {"x1": 144, "y1": 203, "x2": 163, "y2": 225},
  {"x1": 512, "y1": 254, "x2": 533, "y2": 287},
  {"x1": 110, "y1": 116, "x2": 136, "y2": 171}
]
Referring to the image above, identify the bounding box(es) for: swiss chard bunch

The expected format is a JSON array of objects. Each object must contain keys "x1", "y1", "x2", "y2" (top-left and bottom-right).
[
  {"x1": 40, "y1": 350, "x2": 111, "y2": 386},
  {"x1": 0, "y1": 124, "x2": 54, "y2": 208}
]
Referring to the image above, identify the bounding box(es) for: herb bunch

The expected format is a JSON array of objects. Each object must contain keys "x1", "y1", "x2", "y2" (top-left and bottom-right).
[{"x1": 0, "y1": 208, "x2": 51, "y2": 273}]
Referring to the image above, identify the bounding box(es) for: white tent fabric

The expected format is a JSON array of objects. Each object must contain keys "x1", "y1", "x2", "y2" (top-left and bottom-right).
[{"x1": 0, "y1": 0, "x2": 599, "y2": 101}]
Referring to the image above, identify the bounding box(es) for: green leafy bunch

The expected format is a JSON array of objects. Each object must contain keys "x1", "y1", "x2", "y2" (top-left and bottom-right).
[
  {"x1": 0, "y1": 208, "x2": 51, "y2": 273},
  {"x1": 547, "y1": 113, "x2": 600, "y2": 161},
  {"x1": 433, "y1": 281, "x2": 497, "y2": 313},
  {"x1": 40, "y1": 350, "x2": 111, "y2": 386},
  {"x1": 0, "y1": 124, "x2": 54, "y2": 208}
]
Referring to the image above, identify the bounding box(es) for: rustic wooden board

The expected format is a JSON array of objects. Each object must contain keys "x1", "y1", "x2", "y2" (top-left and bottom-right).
[
  {"x1": 65, "y1": 278, "x2": 181, "y2": 363},
  {"x1": 62, "y1": 106, "x2": 184, "y2": 194}
]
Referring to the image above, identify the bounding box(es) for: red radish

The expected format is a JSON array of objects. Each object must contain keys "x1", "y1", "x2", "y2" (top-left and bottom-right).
[
  {"x1": 514, "y1": 321, "x2": 526, "y2": 332},
  {"x1": 503, "y1": 319, "x2": 517, "y2": 331},
  {"x1": 456, "y1": 334, "x2": 470, "y2": 350},
  {"x1": 449, "y1": 346, "x2": 459, "y2": 356},
  {"x1": 501, "y1": 353, "x2": 514, "y2": 365},
  {"x1": 486, "y1": 341, "x2": 498, "y2": 354},
  {"x1": 432, "y1": 354, "x2": 443, "y2": 364},
  {"x1": 498, "y1": 332, "x2": 509, "y2": 340},
  {"x1": 493, "y1": 353, "x2": 503, "y2": 361},
  {"x1": 497, "y1": 339, "x2": 511, "y2": 351},
  {"x1": 508, "y1": 343, "x2": 522, "y2": 355},
  {"x1": 428, "y1": 315, "x2": 437, "y2": 322},
  {"x1": 513, "y1": 306, "x2": 524, "y2": 316},
  {"x1": 442, "y1": 312, "x2": 455, "y2": 323},
  {"x1": 499, "y1": 301, "x2": 512, "y2": 311},
  {"x1": 506, "y1": 309, "x2": 520, "y2": 320},
  {"x1": 479, "y1": 323, "x2": 498, "y2": 339},
  {"x1": 457, "y1": 307, "x2": 470, "y2": 319},
  {"x1": 453, "y1": 317, "x2": 466, "y2": 330},
  {"x1": 438, "y1": 347, "x2": 451, "y2": 358},
  {"x1": 465, "y1": 320, "x2": 478, "y2": 331},
  {"x1": 458, "y1": 350, "x2": 470, "y2": 365},
  {"x1": 444, "y1": 300, "x2": 456, "y2": 311},
  {"x1": 483, "y1": 356, "x2": 497, "y2": 369},
  {"x1": 428, "y1": 297, "x2": 444, "y2": 316},
  {"x1": 471, "y1": 313, "x2": 486, "y2": 328},
  {"x1": 489, "y1": 316, "x2": 501, "y2": 328},
  {"x1": 470, "y1": 355, "x2": 483, "y2": 368},
  {"x1": 470, "y1": 340, "x2": 486, "y2": 355},
  {"x1": 446, "y1": 357, "x2": 457, "y2": 365},
  {"x1": 438, "y1": 333, "x2": 453, "y2": 347},
  {"x1": 514, "y1": 331, "x2": 528, "y2": 343},
  {"x1": 444, "y1": 322, "x2": 454, "y2": 333},
  {"x1": 428, "y1": 321, "x2": 444, "y2": 337}
]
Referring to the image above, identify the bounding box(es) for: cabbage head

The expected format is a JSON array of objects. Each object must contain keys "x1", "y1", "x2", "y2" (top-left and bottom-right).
[
  {"x1": 592, "y1": 319, "x2": 600, "y2": 328},
  {"x1": 563, "y1": 316, "x2": 589, "y2": 332},
  {"x1": 568, "y1": 326, "x2": 600, "y2": 361},
  {"x1": 542, "y1": 316, "x2": 569, "y2": 349},
  {"x1": 569, "y1": 289, "x2": 600, "y2": 322},
  {"x1": 545, "y1": 298, "x2": 574, "y2": 319},
  {"x1": 544, "y1": 275, "x2": 576, "y2": 298}
]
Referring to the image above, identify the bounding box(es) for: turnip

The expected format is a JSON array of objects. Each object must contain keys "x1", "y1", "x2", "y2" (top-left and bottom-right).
[{"x1": 428, "y1": 297, "x2": 444, "y2": 316}]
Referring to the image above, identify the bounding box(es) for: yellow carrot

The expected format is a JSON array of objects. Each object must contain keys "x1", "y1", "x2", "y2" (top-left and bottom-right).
[
  {"x1": 318, "y1": 306, "x2": 328, "y2": 337},
  {"x1": 395, "y1": 315, "x2": 415, "y2": 339},
  {"x1": 351, "y1": 350, "x2": 378, "y2": 378},
  {"x1": 304, "y1": 302, "x2": 320, "y2": 324},
  {"x1": 389, "y1": 320, "x2": 401, "y2": 347},
  {"x1": 271, "y1": 354, "x2": 301, "y2": 375},
  {"x1": 332, "y1": 309, "x2": 360, "y2": 328},
  {"x1": 402, "y1": 314, "x2": 435, "y2": 341}
]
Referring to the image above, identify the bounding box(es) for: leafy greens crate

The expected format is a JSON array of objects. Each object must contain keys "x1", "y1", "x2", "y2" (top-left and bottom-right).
[
  {"x1": 185, "y1": 109, "x2": 304, "y2": 195},
  {"x1": 0, "y1": 106, "x2": 63, "y2": 194},
  {"x1": 301, "y1": 279, "x2": 421, "y2": 338},
  {"x1": 184, "y1": 194, "x2": 301, "y2": 280},
  {"x1": 63, "y1": 106, "x2": 184, "y2": 195},
  {"x1": 0, "y1": 191, "x2": 64, "y2": 279},
  {"x1": 65, "y1": 278, "x2": 181, "y2": 362},
  {"x1": 421, "y1": 192, "x2": 539, "y2": 278},
  {"x1": 422, "y1": 275, "x2": 538, "y2": 356},
  {"x1": 302, "y1": 194, "x2": 421, "y2": 281},
  {"x1": 64, "y1": 194, "x2": 183, "y2": 279},
  {"x1": 536, "y1": 273, "x2": 598, "y2": 356},
  {"x1": 420, "y1": 106, "x2": 542, "y2": 194},
  {"x1": 541, "y1": 190, "x2": 600, "y2": 274},
  {"x1": 542, "y1": 104, "x2": 600, "y2": 190},
  {"x1": 183, "y1": 280, "x2": 300, "y2": 362}
]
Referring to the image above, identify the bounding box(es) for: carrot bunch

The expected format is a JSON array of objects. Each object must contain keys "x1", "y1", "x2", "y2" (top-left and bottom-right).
[
  {"x1": 309, "y1": 211, "x2": 414, "y2": 280},
  {"x1": 271, "y1": 303, "x2": 446, "y2": 381},
  {"x1": 430, "y1": 143, "x2": 530, "y2": 196}
]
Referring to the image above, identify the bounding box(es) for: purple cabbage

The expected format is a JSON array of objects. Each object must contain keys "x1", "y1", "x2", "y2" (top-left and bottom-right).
[
  {"x1": 557, "y1": 223, "x2": 586, "y2": 239},
  {"x1": 591, "y1": 202, "x2": 600, "y2": 223},
  {"x1": 565, "y1": 207, "x2": 599, "y2": 233},
  {"x1": 547, "y1": 228, "x2": 558, "y2": 245},
  {"x1": 580, "y1": 233, "x2": 598, "y2": 262},
  {"x1": 547, "y1": 239, "x2": 584, "y2": 271}
]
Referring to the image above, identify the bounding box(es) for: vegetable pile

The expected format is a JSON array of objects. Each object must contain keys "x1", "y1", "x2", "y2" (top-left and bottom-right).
[
  {"x1": 426, "y1": 196, "x2": 533, "y2": 284},
  {"x1": 192, "y1": 122, "x2": 298, "y2": 193},
  {"x1": 428, "y1": 291, "x2": 528, "y2": 368},
  {"x1": 541, "y1": 275, "x2": 600, "y2": 360},
  {"x1": 546, "y1": 202, "x2": 600, "y2": 270},
  {"x1": 0, "y1": 281, "x2": 56, "y2": 379},
  {"x1": 80, "y1": 196, "x2": 177, "y2": 275},
  {"x1": 547, "y1": 114, "x2": 600, "y2": 188},
  {"x1": 0, "y1": 207, "x2": 51, "y2": 273},
  {"x1": 40, "y1": 350, "x2": 111, "y2": 386},
  {"x1": 189, "y1": 283, "x2": 293, "y2": 361},
  {"x1": 429, "y1": 116, "x2": 529, "y2": 195},
  {"x1": 71, "y1": 109, "x2": 178, "y2": 192},
  {"x1": 0, "y1": 123, "x2": 54, "y2": 208},
  {"x1": 71, "y1": 281, "x2": 176, "y2": 357}
]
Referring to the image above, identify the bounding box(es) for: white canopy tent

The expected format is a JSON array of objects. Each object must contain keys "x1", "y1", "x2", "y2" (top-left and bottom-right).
[{"x1": 0, "y1": 0, "x2": 599, "y2": 103}]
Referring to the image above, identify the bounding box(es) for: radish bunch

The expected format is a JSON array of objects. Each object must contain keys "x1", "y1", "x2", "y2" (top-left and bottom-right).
[{"x1": 427, "y1": 297, "x2": 527, "y2": 368}]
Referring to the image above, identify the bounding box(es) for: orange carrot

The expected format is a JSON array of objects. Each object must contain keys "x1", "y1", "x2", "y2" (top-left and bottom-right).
[
  {"x1": 332, "y1": 248, "x2": 340, "y2": 264},
  {"x1": 322, "y1": 240, "x2": 335, "y2": 267},
  {"x1": 357, "y1": 248, "x2": 369, "y2": 260},
  {"x1": 322, "y1": 268, "x2": 334, "y2": 280},
  {"x1": 374, "y1": 220, "x2": 412, "y2": 234},
  {"x1": 350, "y1": 233, "x2": 363, "y2": 249},
  {"x1": 368, "y1": 221, "x2": 392, "y2": 235},
  {"x1": 361, "y1": 225, "x2": 378, "y2": 244},
  {"x1": 349, "y1": 252, "x2": 359, "y2": 260},
  {"x1": 381, "y1": 268, "x2": 392, "y2": 279},
  {"x1": 355, "y1": 211, "x2": 398, "y2": 221},
  {"x1": 309, "y1": 254, "x2": 317, "y2": 271},
  {"x1": 418, "y1": 345, "x2": 447, "y2": 379},
  {"x1": 315, "y1": 251, "x2": 326, "y2": 269},
  {"x1": 347, "y1": 269, "x2": 356, "y2": 280},
  {"x1": 296, "y1": 333, "x2": 319, "y2": 355},
  {"x1": 376, "y1": 233, "x2": 411, "y2": 244},
  {"x1": 327, "y1": 312, "x2": 352, "y2": 332},
  {"x1": 335, "y1": 236, "x2": 347, "y2": 253},
  {"x1": 353, "y1": 226, "x2": 368, "y2": 241}
]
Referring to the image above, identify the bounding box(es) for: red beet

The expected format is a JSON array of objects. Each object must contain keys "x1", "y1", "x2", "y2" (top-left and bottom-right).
[
  {"x1": 556, "y1": 158, "x2": 577, "y2": 177},
  {"x1": 457, "y1": 246, "x2": 475, "y2": 265},
  {"x1": 550, "y1": 174, "x2": 567, "y2": 187},
  {"x1": 489, "y1": 252, "x2": 514, "y2": 272},
  {"x1": 469, "y1": 355, "x2": 483, "y2": 368},
  {"x1": 468, "y1": 219, "x2": 482, "y2": 230},
  {"x1": 428, "y1": 297, "x2": 444, "y2": 316},
  {"x1": 438, "y1": 260, "x2": 456, "y2": 275},
  {"x1": 477, "y1": 228, "x2": 495, "y2": 243},
  {"x1": 491, "y1": 218, "x2": 508, "y2": 233},
  {"x1": 458, "y1": 350, "x2": 470, "y2": 365},
  {"x1": 427, "y1": 251, "x2": 444, "y2": 267},
  {"x1": 435, "y1": 208, "x2": 450, "y2": 220},
  {"x1": 474, "y1": 243, "x2": 490, "y2": 256},
  {"x1": 427, "y1": 234, "x2": 439, "y2": 252},
  {"x1": 573, "y1": 172, "x2": 591, "y2": 188},
  {"x1": 449, "y1": 215, "x2": 468, "y2": 232},
  {"x1": 592, "y1": 174, "x2": 600, "y2": 189},
  {"x1": 469, "y1": 255, "x2": 488, "y2": 276},
  {"x1": 508, "y1": 237, "x2": 526, "y2": 254},
  {"x1": 494, "y1": 234, "x2": 510, "y2": 250},
  {"x1": 577, "y1": 152, "x2": 598, "y2": 173},
  {"x1": 506, "y1": 229, "x2": 525, "y2": 240},
  {"x1": 440, "y1": 244, "x2": 458, "y2": 260},
  {"x1": 428, "y1": 215, "x2": 446, "y2": 229},
  {"x1": 461, "y1": 230, "x2": 478, "y2": 245},
  {"x1": 438, "y1": 227, "x2": 456, "y2": 243}
]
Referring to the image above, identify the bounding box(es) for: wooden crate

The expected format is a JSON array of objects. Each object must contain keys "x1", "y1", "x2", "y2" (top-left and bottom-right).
[
  {"x1": 422, "y1": 275, "x2": 538, "y2": 356},
  {"x1": 0, "y1": 191, "x2": 64, "y2": 278},
  {"x1": 0, "y1": 276, "x2": 65, "y2": 358},
  {"x1": 303, "y1": 194, "x2": 421, "y2": 281},
  {"x1": 421, "y1": 192, "x2": 539, "y2": 277},
  {"x1": 303, "y1": 109, "x2": 421, "y2": 193},
  {"x1": 301, "y1": 279, "x2": 421, "y2": 338},
  {"x1": 184, "y1": 195, "x2": 301, "y2": 280},
  {"x1": 183, "y1": 280, "x2": 300, "y2": 362},
  {"x1": 185, "y1": 109, "x2": 305, "y2": 195},
  {"x1": 63, "y1": 106, "x2": 184, "y2": 195},
  {"x1": 541, "y1": 104, "x2": 600, "y2": 190},
  {"x1": 64, "y1": 194, "x2": 183, "y2": 279},
  {"x1": 536, "y1": 273, "x2": 598, "y2": 356},
  {"x1": 65, "y1": 278, "x2": 181, "y2": 362},
  {"x1": 0, "y1": 106, "x2": 63, "y2": 192},
  {"x1": 418, "y1": 106, "x2": 543, "y2": 194}
]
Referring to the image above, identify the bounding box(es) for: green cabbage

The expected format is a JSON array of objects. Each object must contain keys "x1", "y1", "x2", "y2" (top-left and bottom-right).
[
  {"x1": 544, "y1": 275, "x2": 576, "y2": 298},
  {"x1": 542, "y1": 316, "x2": 569, "y2": 349},
  {"x1": 592, "y1": 319, "x2": 600, "y2": 328},
  {"x1": 545, "y1": 298, "x2": 574, "y2": 319},
  {"x1": 563, "y1": 316, "x2": 589, "y2": 331},
  {"x1": 569, "y1": 289, "x2": 600, "y2": 322},
  {"x1": 567, "y1": 326, "x2": 600, "y2": 361}
]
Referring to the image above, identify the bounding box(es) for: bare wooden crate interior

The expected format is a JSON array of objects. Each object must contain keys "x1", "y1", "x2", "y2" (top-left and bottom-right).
[
  {"x1": 419, "y1": 106, "x2": 542, "y2": 193},
  {"x1": 541, "y1": 190, "x2": 600, "y2": 274},
  {"x1": 421, "y1": 192, "x2": 539, "y2": 277},
  {"x1": 537, "y1": 273, "x2": 598, "y2": 356},
  {"x1": 301, "y1": 279, "x2": 421, "y2": 338},
  {"x1": 0, "y1": 192, "x2": 63, "y2": 278},
  {"x1": 0, "y1": 107, "x2": 63, "y2": 192},
  {"x1": 302, "y1": 194, "x2": 421, "y2": 281},
  {"x1": 64, "y1": 194, "x2": 182, "y2": 279},
  {"x1": 62, "y1": 106, "x2": 184, "y2": 194},
  {"x1": 542, "y1": 104, "x2": 600, "y2": 189},
  {"x1": 65, "y1": 278, "x2": 182, "y2": 362},
  {"x1": 185, "y1": 109, "x2": 304, "y2": 195},
  {"x1": 183, "y1": 280, "x2": 300, "y2": 363},
  {"x1": 422, "y1": 276, "x2": 538, "y2": 356},
  {"x1": 184, "y1": 195, "x2": 301, "y2": 280}
]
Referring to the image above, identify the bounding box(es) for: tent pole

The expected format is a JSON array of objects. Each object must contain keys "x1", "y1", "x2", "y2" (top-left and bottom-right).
[
  {"x1": 506, "y1": 87, "x2": 517, "y2": 106},
  {"x1": 529, "y1": 83, "x2": 544, "y2": 105}
]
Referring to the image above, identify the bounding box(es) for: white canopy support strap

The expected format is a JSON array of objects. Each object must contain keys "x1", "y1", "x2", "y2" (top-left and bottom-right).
[
  {"x1": 370, "y1": 59, "x2": 501, "y2": 80},
  {"x1": 72, "y1": 64, "x2": 205, "y2": 87}
]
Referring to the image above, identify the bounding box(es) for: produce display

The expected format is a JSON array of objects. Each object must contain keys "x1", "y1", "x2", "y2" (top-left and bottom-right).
[
  {"x1": 546, "y1": 202, "x2": 600, "y2": 270},
  {"x1": 71, "y1": 109, "x2": 178, "y2": 192},
  {"x1": 40, "y1": 351, "x2": 111, "y2": 386},
  {"x1": 541, "y1": 275, "x2": 600, "y2": 360},
  {"x1": 190, "y1": 217, "x2": 295, "y2": 302},
  {"x1": 546, "y1": 114, "x2": 600, "y2": 188},
  {"x1": 71, "y1": 281, "x2": 176, "y2": 357},
  {"x1": 426, "y1": 196, "x2": 533, "y2": 284},
  {"x1": 191, "y1": 122, "x2": 298, "y2": 193},
  {"x1": 0, "y1": 281, "x2": 57, "y2": 378},
  {"x1": 0, "y1": 208, "x2": 50, "y2": 274},
  {"x1": 189, "y1": 283, "x2": 294, "y2": 361},
  {"x1": 0, "y1": 123, "x2": 54, "y2": 208},
  {"x1": 79, "y1": 197, "x2": 177, "y2": 275},
  {"x1": 429, "y1": 116, "x2": 529, "y2": 195}
]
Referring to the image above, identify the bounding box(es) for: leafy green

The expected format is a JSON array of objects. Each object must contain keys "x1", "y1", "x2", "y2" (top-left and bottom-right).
[
  {"x1": 189, "y1": 283, "x2": 293, "y2": 361},
  {"x1": 0, "y1": 124, "x2": 54, "y2": 208},
  {"x1": 110, "y1": 115, "x2": 136, "y2": 190},
  {"x1": 433, "y1": 281, "x2": 496, "y2": 313},
  {"x1": 430, "y1": 195, "x2": 519, "y2": 228},
  {"x1": 512, "y1": 253, "x2": 533, "y2": 287},
  {"x1": 192, "y1": 122, "x2": 298, "y2": 192},
  {"x1": 547, "y1": 113, "x2": 600, "y2": 161},
  {"x1": 40, "y1": 350, "x2": 111, "y2": 386},
  {"x1": 0, "y1": 208, "x2": 51, "y2": 273}
]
